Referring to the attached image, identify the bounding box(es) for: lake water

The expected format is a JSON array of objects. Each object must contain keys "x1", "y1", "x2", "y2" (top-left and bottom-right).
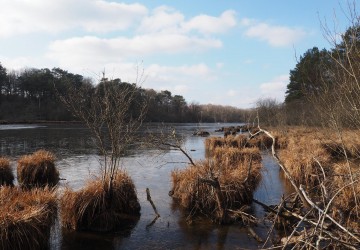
[{"x1": 0, "y1": 123, "x2": 293, "y2": 249}]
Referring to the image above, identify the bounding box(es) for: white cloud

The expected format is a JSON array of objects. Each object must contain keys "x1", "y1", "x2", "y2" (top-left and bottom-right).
[
  {"x1": 46, "y1": 34, "x2": 221, "y2": 71},
  {"x1": 242, "y1": 20, "x2": 307, "y2": 47},
  {"x1": 260, "y1": 75, "x2": 289, "y2": 101},
  {"x1": 216, "y1": 62, "x2": 224, "y2": 69},
  {"x1": 0, "y1": 0, "x2": 147, "y2": 37},
  {"x1": 183, "y1": 10, "x2": 237, "y2": 34},
  {"x1": 137, "y1": 6, "x2": 185, "y2": 34},
  {"x1": 227, "y1": 90, "x2": 237, "y2": 97},
  {"x1": 138, "y1": 8, "x2": 237, "y2": 35},
  {"x1": 143, "y1": 63, "x2": 213, "y2": 94}
]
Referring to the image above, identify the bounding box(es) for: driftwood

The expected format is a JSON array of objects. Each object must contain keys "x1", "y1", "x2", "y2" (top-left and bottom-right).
[
  {"x1": 146, "y1": 188, "x2": 160, "y2": 218},
  {"x1": 145, "y1": 188, "x2": 160, "y2": 229}
]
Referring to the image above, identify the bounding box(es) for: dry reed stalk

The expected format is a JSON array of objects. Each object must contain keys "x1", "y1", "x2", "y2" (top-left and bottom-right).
[
  {"x1": 60, "y1": 170, "x2": 140, "y2": 232},
  {"x1": 0, "y1": 186, "x2": 57, "y2": 250},
  {"x1": 17, "y1": 150, "x2": 59, "y2": 189},
  {"x1": 171, "y1": 159, "x2": 262, "y2": 220},
  {"x1": 0, "y1": 157, "x2": 14, "y2": 187}
]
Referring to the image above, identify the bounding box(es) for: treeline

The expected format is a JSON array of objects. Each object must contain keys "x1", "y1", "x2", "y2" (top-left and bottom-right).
[
  {"x1": 0, "y1": 65, "x2": 248, "y2": 123},
  {"x1": 256, "y1": 22, "x2": 360, "y2": 128}
]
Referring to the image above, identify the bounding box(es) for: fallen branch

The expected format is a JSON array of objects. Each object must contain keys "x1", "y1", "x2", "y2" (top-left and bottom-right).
[
  {"x1": 146, "y1": 188, "x2": 160, "y2": 218},
  {"x1": 257, "y1": 127, "x2": 311, "y2": 209},
  {"x1": 299, "y1": 185, "x2": 360, "y2": 243}
]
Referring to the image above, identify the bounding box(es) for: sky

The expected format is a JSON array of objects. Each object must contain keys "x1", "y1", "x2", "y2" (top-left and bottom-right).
[{"x1": 0, "y1": 0, "x2": 355, "y2": 108}]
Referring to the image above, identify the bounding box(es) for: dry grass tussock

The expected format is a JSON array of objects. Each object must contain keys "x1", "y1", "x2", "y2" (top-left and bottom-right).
[
  {"x1": 205, "y1": 134, "x2": 273, "y2": 154},
  {"x1": 0, "y1": 157, "x2": 14, "y2": 186},
  {"x1": 271, "y1": 127, "x2": 360, "y2": 232},
  {"x1": 332, "y1": 162, "x2": 360, "y2": 217},
  {"x1": 278, "y1": 131, "x2": 332, "y2": 187},
  {"x1": 205, "y1": 137, "x2": 226, "y2": 152},
  {"x1": 171, "y1": 157, "x2": 262, "y2": 220},
  {"x1": 212, "y1": 147, "x2": 261, "y2": 168},
  {"x1": 0, "y1": 186, "x2": 57, "y2": 250},
  {"x1": 17, "y1": 150, "x2": 59, "y2": 189},
  {"x1": 61, "y1": 170, "x2": 140, "y2": 232},
  {"x1": 205, "y1": 135, "x2": 250, "y2": 152}
]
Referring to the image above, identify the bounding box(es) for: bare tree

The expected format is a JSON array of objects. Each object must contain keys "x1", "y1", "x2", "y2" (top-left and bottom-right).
[{"x1": 58, "y1": 75, "x2": 147, "y2": 199}]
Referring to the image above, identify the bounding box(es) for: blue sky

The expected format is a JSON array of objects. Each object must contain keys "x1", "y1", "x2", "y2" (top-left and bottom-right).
[{"x1": 0, "y1": 0, "x2": 354, "y2": 108}]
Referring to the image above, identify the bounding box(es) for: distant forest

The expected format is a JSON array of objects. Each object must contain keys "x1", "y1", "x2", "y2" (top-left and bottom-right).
[{"x1": 0, "y1": 64, "x2": 249, "y2": 123}]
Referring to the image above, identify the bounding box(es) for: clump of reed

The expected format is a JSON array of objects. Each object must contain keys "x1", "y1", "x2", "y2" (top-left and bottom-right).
[
  {"x1": 321, "y1": 134, "x2": 360, "y2": 161},
  {"x1": 0, "y1": 157, "x2": 14, "y2": 187},
  {"x1": 17, "y1": 150, "x2": 59, "y2": 189},
  {"x1": 212, "y1": 147, "x2": 261, "y2": 168},
  {"x1": 0, "y1": 186, "x2": 57, "y2": 250},
  {"x1": 274, "y1": 128, "x2": 332, "y2": 187},
  {"x1": 225, "y1": 134, "x2": 248, "y2": 148},
  {"x1": 170, "y1": 157, "x2": 262, "y2": 220},
  {"x1": 60, "y1": 170, "x2": 140, "y2": 232},
  {"x1": 205, "y1": 137, "x2": 225, "y2": 152},
  {"x1": 246, "y1": 134, "x2": 273, "y2": 149},
  {"x1": 332, "y1": 162, "x2": 360, "y2": 217}
]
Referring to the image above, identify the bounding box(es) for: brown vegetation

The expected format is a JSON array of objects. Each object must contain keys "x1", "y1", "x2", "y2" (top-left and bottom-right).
[
  {"x1": 0, "y1": 157, "x2": 14, "y2": 187},
  {"x1": 212, "y1": 147, "x2": 261, "y2": 167},
  {"x1": 171, "y1": 142, "x2": 262, "y2": 223},
  {"x1": 17, "y1": 150, "x2": 59, "y2": 189},
  {"x1": 258, "y1": 126, "x2": 360, "y2": 248},
  {"x1": 60, "y1": 171, "x2": 140, "y2": 232},
  {"x1": 0, "y1": 186, "x2": 57, "y2": 250}
]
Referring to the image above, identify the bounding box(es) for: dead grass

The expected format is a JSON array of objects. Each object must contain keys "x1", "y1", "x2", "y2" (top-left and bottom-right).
[
  {"x1": 276, "y1": 128, "x2": 332, "y2": 187},
  {"x1": 332, "y1": 162, "x2": 360, "y2": 218},
  {"x1": 17, "y1": 150, "x2": 59, "y2": 189},
  {"x1": 0, "y1": 157, "x2": 14, "y2": 187},
  {"x1": 247, "y1": 134, "x2": 273, "y2": 149},
  {"x1": 60, "y1": 170, "x2": 140, "y2": 232},
  {"x1": 171, "y1": 157, "x2": 262, "y2": 220},
  {"x1": 205, "y1": 137, "x2": 225, "y2": 152},
  {"x1": 0, "y1": 186, "x2": 57, "y2": 250},
  {"x1": 269, "y1": 126, "x2": 360, "y2": 232},
  {"x1": 212, "y1": 147, "x2": 261, "y2": 168}
]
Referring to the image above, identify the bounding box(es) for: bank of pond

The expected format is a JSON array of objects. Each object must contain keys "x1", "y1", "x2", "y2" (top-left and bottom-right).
[{"x1": 0, "y1": 126, "x2": 359, "y2": 249}]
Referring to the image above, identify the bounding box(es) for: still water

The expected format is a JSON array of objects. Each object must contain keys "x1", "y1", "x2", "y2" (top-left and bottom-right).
[{"x1": 0, "y1": 123, "x2": 292, "y2": 250}]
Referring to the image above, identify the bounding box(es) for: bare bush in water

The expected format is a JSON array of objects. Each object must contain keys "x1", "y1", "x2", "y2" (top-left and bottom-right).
[{"x1": 58, "y1": 74, "x2": 147, "y2": 231}]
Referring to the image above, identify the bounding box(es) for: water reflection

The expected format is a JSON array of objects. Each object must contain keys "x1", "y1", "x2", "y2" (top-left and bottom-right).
[{"x1": 0, "y1": 123, "x2": 292, "y2": 249}]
